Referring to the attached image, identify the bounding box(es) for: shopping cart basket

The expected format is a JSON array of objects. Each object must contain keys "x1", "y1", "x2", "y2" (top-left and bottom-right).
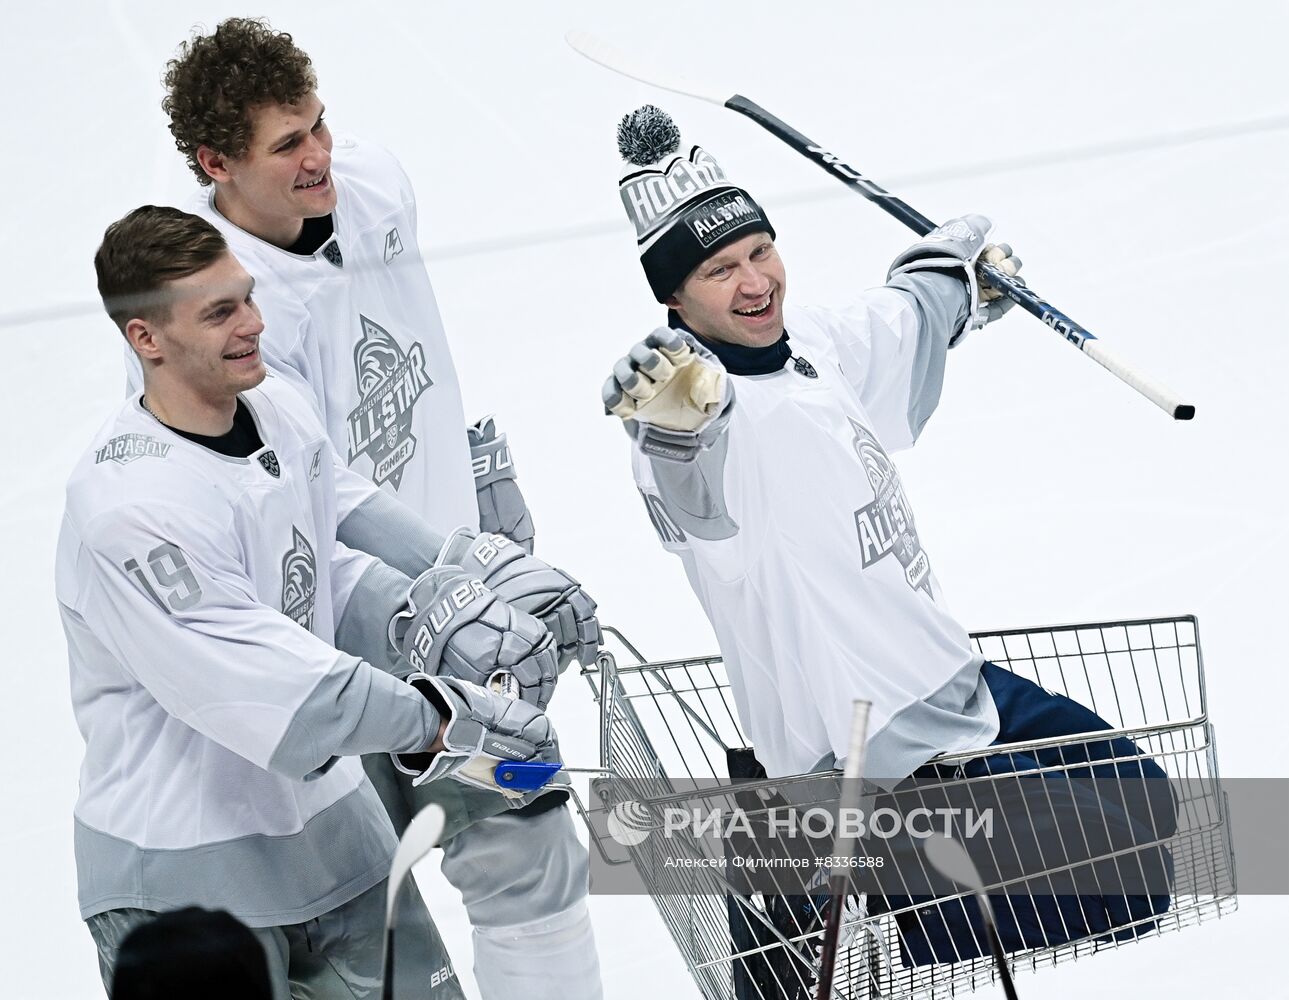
[{"x1": 576, "y1": 616, "x2": 1237, "y2": 1000}]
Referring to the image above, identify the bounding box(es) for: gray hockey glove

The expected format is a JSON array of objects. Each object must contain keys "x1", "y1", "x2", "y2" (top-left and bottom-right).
[
  {"x1": 438, "y1": 528, "x2": 601, "y2": 671},
  {"x1": 393, "y1": 673, "x2": 560, "y2": 800},
  {"x1": 602, "y1": 328, "x2": 734, "y2": 464},
  {"x1": 887, "y1": 214, "x2": 1023, "y2": 343},
  {"x1": 389, "y1": 564, "x2": 560, "y2": 708},
  {"x1": 468, "y1": 416, "x2": 535, "y2": 554}
]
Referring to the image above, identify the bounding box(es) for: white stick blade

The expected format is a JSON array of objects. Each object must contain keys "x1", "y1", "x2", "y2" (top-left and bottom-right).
[
  {"x1": 385, "y1": 803, "x2": 447, "y2": 926},
  {"x1": 923, "y1": 834, "x2": 984, "y2": 891},
  {"x1": 1080, "y1": 340, "x2": 1195, "y2": 420},
  {"x1": 564, "y1": 30, "x2": 733, "y2": 106}
]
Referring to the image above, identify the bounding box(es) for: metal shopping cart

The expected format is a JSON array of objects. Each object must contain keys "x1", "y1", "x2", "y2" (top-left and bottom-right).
[{"x1": 574, "y1": 616, "x2": 1237, "y2": 1000}]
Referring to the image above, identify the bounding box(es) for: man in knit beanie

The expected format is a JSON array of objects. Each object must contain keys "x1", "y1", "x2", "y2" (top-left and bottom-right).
[
  {"x1": 602, "y1": 107, "x2": 1174, "y2": 992},
  {"x1": 605, "y1": 103, "x2": 1021, "y2": 784}
]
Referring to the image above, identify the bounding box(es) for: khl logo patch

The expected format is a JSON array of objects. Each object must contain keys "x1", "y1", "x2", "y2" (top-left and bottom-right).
[
  {"x1": 281, "y1": 526, "x2": 318, "y2": 630},
  {"x1": 321, "y1": 238, "x2": 344, "y2": 269},
  {"x1": 792, "y1": 355, "x2": 818, "y2": 379},
  {"x1": 257, "y1": 450, "x2": 281, "y2": 478},
  {"x1": 850, "y1": 419, "x2": 932, "y2": 597},
  {"x1": 345, "y1": 315, "x2": 432, "y2": 489}
]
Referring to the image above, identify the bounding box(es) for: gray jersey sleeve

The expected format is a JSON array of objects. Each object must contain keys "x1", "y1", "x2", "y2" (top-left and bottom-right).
[
  {"x1": 646, "y1": 430, "x2": 739, "y2": 542},
  {"x1": 334, "y1": 554, "x2": 415, "y2": 677},
  {"x1": 78, "y1": 504, "x2": 437, "y2": 780},
  {"x1": 270, "y1": 659, "x2": 440, "y2": 778},
  {"x1": 883, "y1": 270, "x2": 970, "y2": 440},
  {"x1": 336, "y1": 471, "x2": 447, "y2": 577}
]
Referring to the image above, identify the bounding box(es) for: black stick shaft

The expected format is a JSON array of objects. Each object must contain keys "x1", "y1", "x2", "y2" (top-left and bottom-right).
[
  {"x1": 814, "y1": 872, "x2": 850, "y2": 1000},
  {"x1": 724, "y1": 95, "x2": 1194, "y2": 420},
  {"x1": 727, "y1": 96, "x2": 937, "y2": 236},
  {"x1": 382, "y1": 929, "x2": 395, "y2": 1000},
  {"x1": 982, "y1": 910, "x2": 1020, "y2": 1000}
]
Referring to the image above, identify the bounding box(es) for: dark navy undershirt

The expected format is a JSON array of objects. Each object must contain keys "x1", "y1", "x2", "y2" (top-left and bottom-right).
[
  {"x1": 147, "y1": 397, "x2": 264, "y2": 458},
  {"x1": 667, "y1": 309, "x2": 793, "y2": 376},
  {"x1": 287, "y1": 214, "x2": 335, "y2": 256}
]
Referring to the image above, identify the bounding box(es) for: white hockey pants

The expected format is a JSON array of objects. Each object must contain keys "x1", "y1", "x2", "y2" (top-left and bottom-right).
[{"x1": 440, "y1": 803, "x2": 603, "y2": 1000}]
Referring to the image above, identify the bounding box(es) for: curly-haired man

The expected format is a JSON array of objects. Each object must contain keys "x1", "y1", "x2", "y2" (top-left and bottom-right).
[{"x1": 126, "y1": 17, "x2": 604, "y2": 1000}]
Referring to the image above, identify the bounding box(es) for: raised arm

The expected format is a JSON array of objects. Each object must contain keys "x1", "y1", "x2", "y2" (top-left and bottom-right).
[{"x1": 824, "y1": 214, "x2": 1022, "y2": 447}]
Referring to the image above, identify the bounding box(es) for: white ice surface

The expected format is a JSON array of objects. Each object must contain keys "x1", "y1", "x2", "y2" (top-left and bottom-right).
[{"x1": 2, "y1": 2, "x2": 1285, "y2": 997}]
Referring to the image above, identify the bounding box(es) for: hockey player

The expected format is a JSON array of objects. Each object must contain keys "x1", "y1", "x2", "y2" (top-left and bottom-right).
[
  {"x1": 138, "y1": 18, "x2": 604, "y2": 998},
  {"x1": 602, "y1": 108, "x2": 1175, "y2": 980},
  {"x1": 65, "y1": 206, "x2": 566, "y2": 998}
]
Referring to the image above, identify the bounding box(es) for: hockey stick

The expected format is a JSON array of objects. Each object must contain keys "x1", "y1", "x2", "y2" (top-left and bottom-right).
[
  {"x1": 565, "y1": 31, "x2": 1195, "y2": 421},
  {"x1": 923, "y1": 835, "x2": 1021, "y2": 1000},
  {"x1": 815, "y1": 700, "x2": 871, "y2": 1000},
  {"x1": 380, "y1": 680, "x2": 563, "y2": 997},
  {"x1": 382, "y1": 803, "x2": 448, "y2": 1000}
]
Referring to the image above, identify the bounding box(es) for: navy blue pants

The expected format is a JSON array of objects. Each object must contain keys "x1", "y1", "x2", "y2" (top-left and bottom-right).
[
  {"x1": 726, "y1": 664, "x2": 1178, "y2": 996},
  {"x1": 890, "y1": 662, "x2": 1177, "y2": 966}
]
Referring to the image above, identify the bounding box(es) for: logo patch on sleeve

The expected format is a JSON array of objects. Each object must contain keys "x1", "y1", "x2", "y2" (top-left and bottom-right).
[
  {"x1": 95, "y1": 434, "x2": 171, "y2": 465},
  {"x1": 849, "y1": 419, "x2": 932, "y2": 597},
  {"x1": 384, "y1": 227, "x2": 404, "y2": 264}
]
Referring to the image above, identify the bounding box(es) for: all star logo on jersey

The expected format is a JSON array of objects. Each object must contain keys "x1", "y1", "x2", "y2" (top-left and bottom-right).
[
  {"x1": 345, "y1": 315, "x2": 433, "y2": 489},
  {"x1": 257, "y1": 450, "x2": 281, "y2": 478},
  {"x1": 849, "y1": 419, "x2": 932, "y2": 597},
  {"x1": 281, "y1": 526, "x2": 318, "y2": 630},
  {"x1": 95, "y1": 433, "x2": 171, "y2": 465},
  {"x1": 321, "y1": 238, "x2": 344, "y2": 269},
  {"x1": 383, "y1": 227, "x2": 404, "y2": 264}
]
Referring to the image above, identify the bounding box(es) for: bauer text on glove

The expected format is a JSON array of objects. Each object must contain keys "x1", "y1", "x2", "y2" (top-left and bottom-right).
[
  {"x1": 438, "y1": 528, "x2": 601, "y2": 672},
  {"x1": 388, "y1": 564, "x2": 560, "y2": 708}
]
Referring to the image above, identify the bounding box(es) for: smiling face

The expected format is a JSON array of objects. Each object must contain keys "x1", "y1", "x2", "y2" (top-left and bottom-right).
[
  {"x1": 666, "y1": 233, "x2": 787, "y2": 348},
  {"x1": 197, "y1": 92, "x2": 335, "y2": 248},
  {"x1": 128, "y1": 251, "x2": 266, "y2": 409}
]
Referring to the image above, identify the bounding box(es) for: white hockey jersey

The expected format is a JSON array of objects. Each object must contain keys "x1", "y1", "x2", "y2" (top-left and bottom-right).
[
  {"x1": 126, "y1": 135, "x2": 479, "y2": 533},
  {"x1": 632, "y1": 286, "x2": 1000, "y2": 785},
  {"x1": 57, "y1": 373, "x2": 437, "y2": 925}
]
